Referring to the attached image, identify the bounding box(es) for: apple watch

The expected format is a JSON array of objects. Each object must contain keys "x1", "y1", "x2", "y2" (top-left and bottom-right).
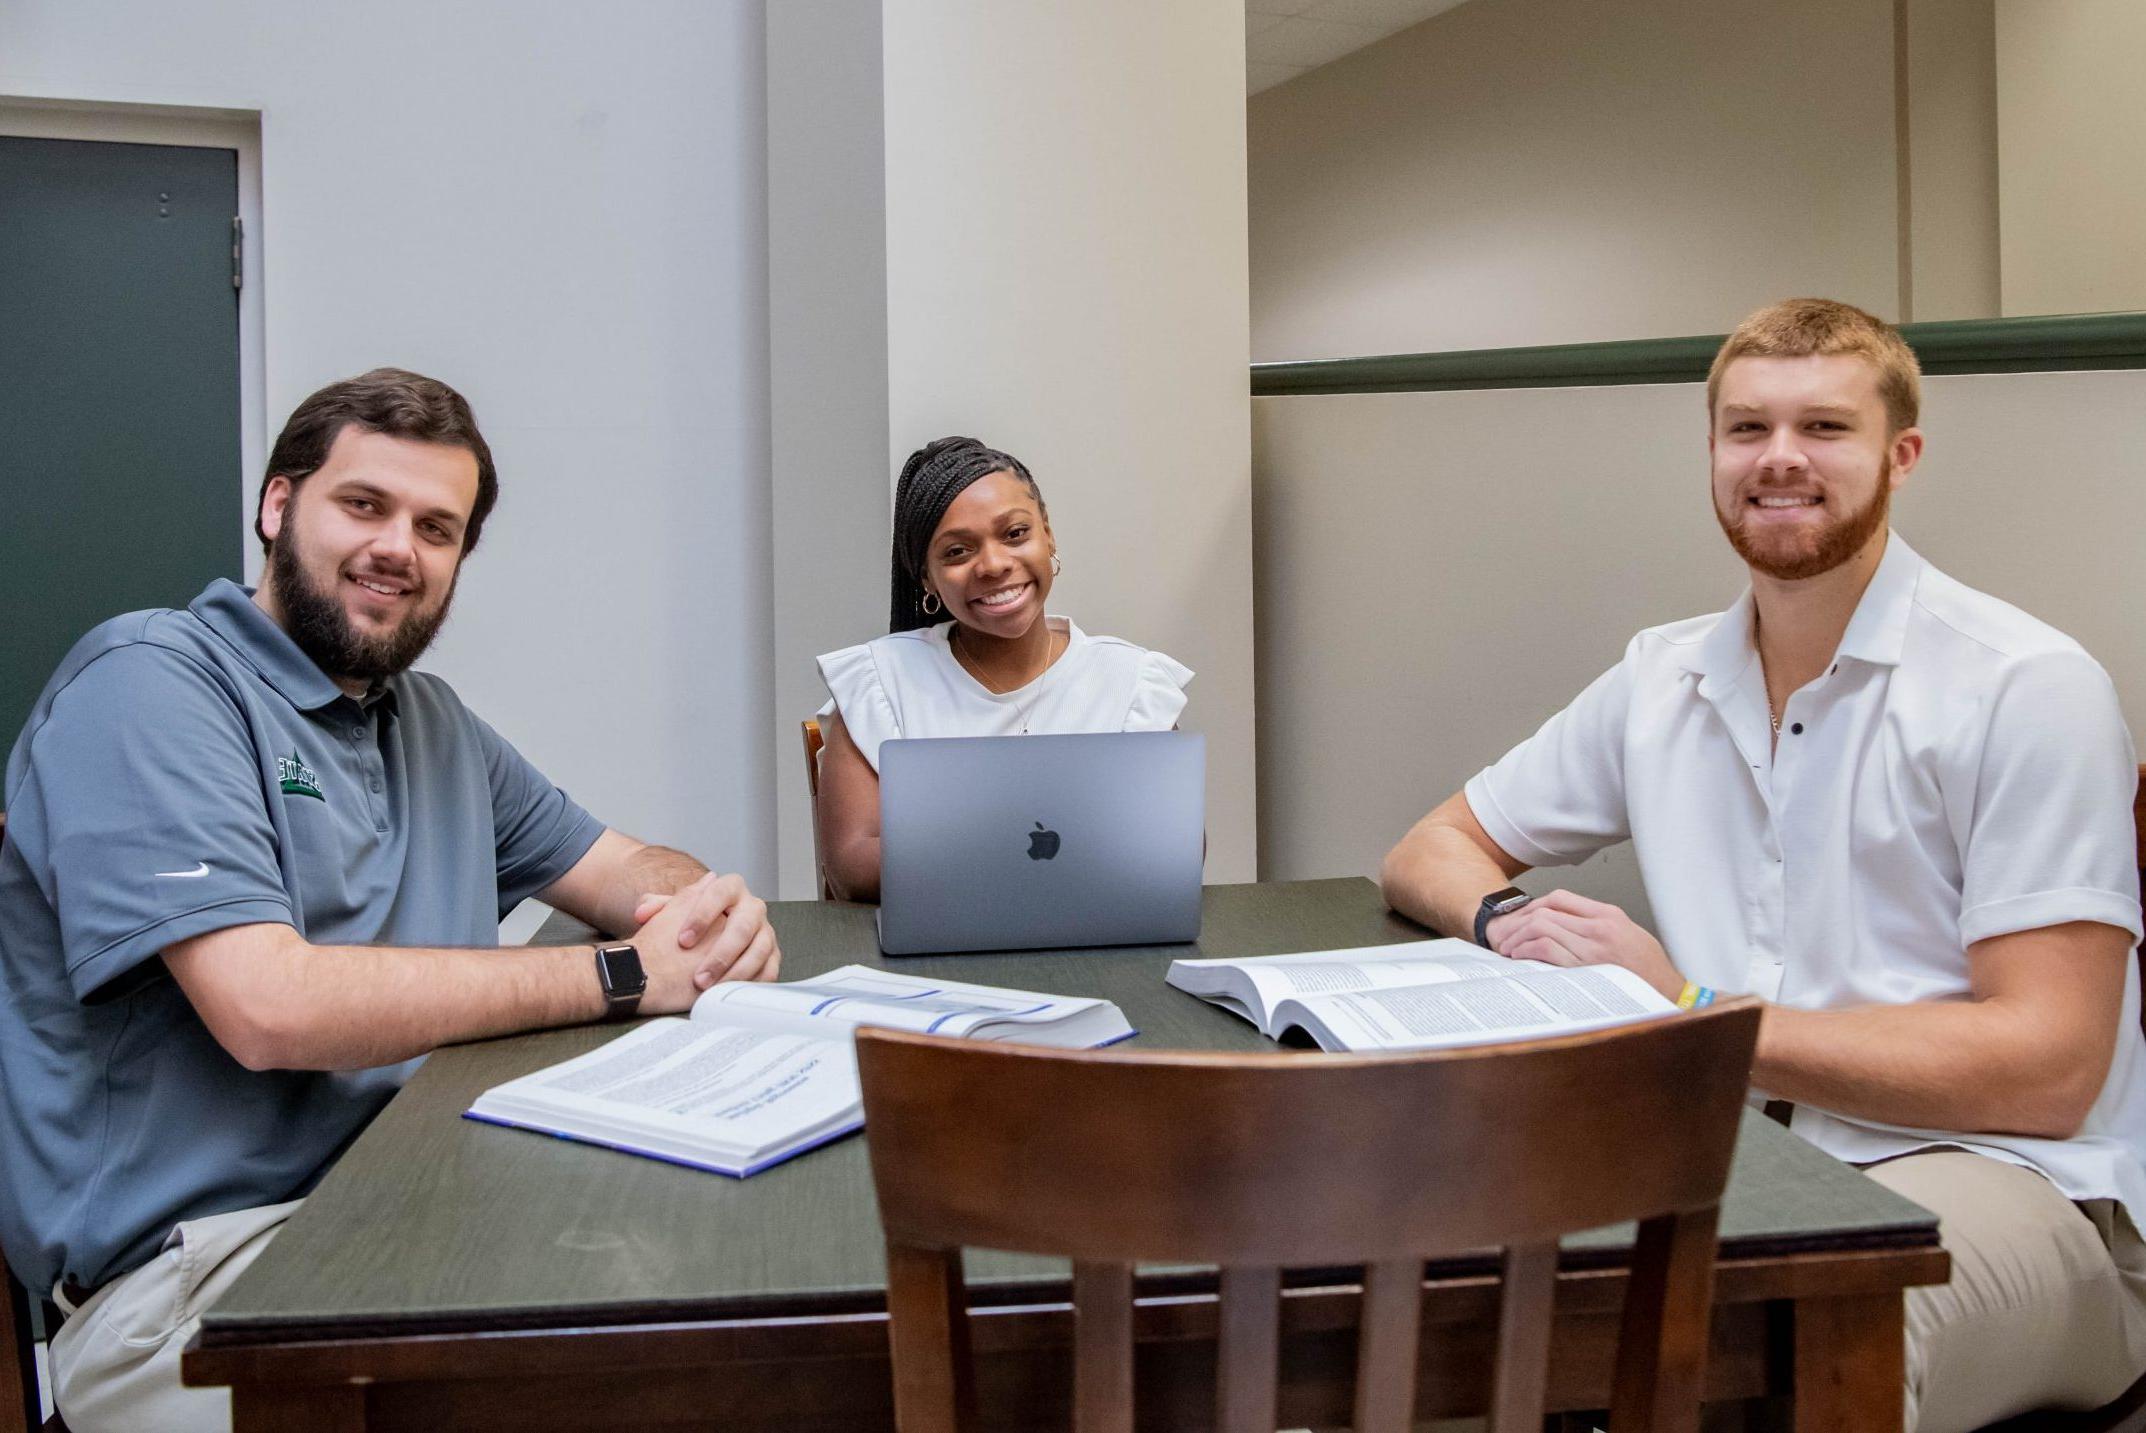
[
  {"x1": 593, "y1": 943, "x2": 647, "y2": 1021},
  {"x1": 1473, "y1": 887, "x2": 1532, "y2": 948}
]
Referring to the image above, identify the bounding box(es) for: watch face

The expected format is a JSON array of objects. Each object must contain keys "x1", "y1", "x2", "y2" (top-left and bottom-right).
[
  {"x1": 596, "y1": 945, "x2": 646, "y2": 996},
  {"x1": 1488, "y1": 889, "x2": 1532, "y2": 915}
]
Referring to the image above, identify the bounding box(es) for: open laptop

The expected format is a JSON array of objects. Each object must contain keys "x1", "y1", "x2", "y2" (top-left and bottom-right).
[{"x1": 876, "y1": 731, "x2": 1205, "y2": 955}]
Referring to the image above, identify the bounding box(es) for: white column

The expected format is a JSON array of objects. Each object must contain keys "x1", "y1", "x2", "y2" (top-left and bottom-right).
[
  {"x1": 769, "y1": 0, "x2": 1256, "y2": 896},
  {"x1": 768, "y1": 0, "x2": 893, "y2": 899}
]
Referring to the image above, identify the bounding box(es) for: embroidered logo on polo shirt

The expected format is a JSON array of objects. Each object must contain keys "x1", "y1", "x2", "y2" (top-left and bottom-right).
[{"x1": 276, "y1": 751, "x2": 325, "y2": 802}]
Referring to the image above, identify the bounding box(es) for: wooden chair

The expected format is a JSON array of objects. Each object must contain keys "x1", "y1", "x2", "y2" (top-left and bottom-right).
[
  {"x1": 0, "y1": 1271, "x2": 51, "y2": 1433},
  {"x1": 801, "y1": 718, "x2": 835, "y2": 900},
  {"x1": 0, "y1": 811, "x2": 64, "y2": 1433},
  {"x1": 858, "y1": 1001, "x2": 1761, "y2": 1433},
  {"x1": 1983, "y1": 764, "x2": 2146, "y2": 1433}
]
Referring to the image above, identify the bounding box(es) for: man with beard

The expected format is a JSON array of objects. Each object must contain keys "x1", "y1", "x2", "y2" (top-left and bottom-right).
[
  {"x1": 1381, "y1": 300, "x2": 2145, "y2": 1431},
  {"x1": 0, "y1": 369, "x2": 779, "y2": 1433}
]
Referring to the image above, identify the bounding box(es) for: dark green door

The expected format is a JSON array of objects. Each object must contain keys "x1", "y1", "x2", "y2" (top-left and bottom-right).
[{"x1": 0, "y1": 134, "x2": 242, "y2": 751}]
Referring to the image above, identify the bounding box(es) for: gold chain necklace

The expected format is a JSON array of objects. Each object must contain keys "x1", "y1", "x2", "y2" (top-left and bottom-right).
[
  {"x1": 1756, "y1": 610, "x2": 1782, "y2": 734},
  {"x1": 952, "y1": 626, "x2": 1060, "y2": 733}
]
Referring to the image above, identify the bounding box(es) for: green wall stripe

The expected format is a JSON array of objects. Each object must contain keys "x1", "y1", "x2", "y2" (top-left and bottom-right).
[{"x1": 1250, "y1": 310, "x2": 2146, "y2": 396}]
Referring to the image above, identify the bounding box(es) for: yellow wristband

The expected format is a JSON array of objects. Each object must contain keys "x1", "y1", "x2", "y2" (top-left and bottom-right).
[{"x1": 1676, "y1": 981, "x2": 1716, "y2": 1010}]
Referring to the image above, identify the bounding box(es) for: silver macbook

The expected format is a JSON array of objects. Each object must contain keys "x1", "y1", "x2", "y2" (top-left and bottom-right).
[{"x1": 876, "y1": 731, "x2": 1205, "y2": 955}]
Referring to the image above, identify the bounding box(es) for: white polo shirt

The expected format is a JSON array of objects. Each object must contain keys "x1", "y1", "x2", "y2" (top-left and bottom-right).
[{"x1": 1466, "y1": 533, "x2": 2146, "y2": 1215}]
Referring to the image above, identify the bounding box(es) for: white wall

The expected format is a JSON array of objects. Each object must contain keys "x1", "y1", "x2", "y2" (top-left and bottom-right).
[
  {"x1": 768, "y1": 0, "x2": 1260, "y2": 896},
  {"x1": 1, "y1": 0, "x2": 774, "y2": 881},
  {"x1": 1996, "y1": 0, "x2": 2146, "y2": 316},
  {"x1": 1253, "y1": 369, "x2": 2146, "y2": 907},
  {"x1": 1247, "y1": 0, "x2": 1900, "y2": 360}
]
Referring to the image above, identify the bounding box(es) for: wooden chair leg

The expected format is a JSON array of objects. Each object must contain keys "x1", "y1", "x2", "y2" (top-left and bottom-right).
[{"x1": 885, "y1": 1241, "x2": 976, "y2": 1433}]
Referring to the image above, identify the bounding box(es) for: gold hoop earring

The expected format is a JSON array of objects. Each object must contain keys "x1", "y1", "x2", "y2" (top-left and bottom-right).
[{"x1": 921, "y1": 591, "x2": 942, "y2": 615}]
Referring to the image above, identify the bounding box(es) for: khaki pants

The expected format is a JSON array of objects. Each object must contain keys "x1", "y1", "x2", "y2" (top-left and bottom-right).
[
  {"x1": 48, "y1": 1200, "x2": 300, "y2": 1433},
  {"x1": 1865, "y1": 1150, "x2": 2146, "y2": 1433}
]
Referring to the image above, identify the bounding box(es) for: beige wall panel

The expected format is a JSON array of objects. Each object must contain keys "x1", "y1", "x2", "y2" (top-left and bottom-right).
[
  {"x1": 1903, "y1": 0, "x2": 2001, "y2": 321},
  {"x1": 1253, "y1": 369, "x2": 2146, "y2": 930},
  {"x1": 1247, "y1": 0, "x2": 1899, "y2": 361},
  {"x1": 1996, "y1": 0, "x2": 2146, "y2": 316},
  {"x1": 882, "y1": 0, "x2": 1259, "y2": 882}
]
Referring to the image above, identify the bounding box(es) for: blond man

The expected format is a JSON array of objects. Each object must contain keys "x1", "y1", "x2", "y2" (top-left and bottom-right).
[{"x1": 1382, "y1": 299, "x2": 2146, "y2": 1431}]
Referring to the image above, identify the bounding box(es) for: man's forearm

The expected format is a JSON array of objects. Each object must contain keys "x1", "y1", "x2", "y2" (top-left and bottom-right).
[
  {"x1": 1380, "y1": 814, "x2": 1518, "y2": 940},
  {"x1": 167, "y1": 925, "x2": 607, "y2": 1072},
  {"x1": 1756, "y1": 998, "x2": 2111, "y2": 1140},
  {"x1": 546, "y1": 832, "x2": 712, "y2": 937},
  {"x1": 623, "y1": 842, "x2": 709, "y2": 898}
]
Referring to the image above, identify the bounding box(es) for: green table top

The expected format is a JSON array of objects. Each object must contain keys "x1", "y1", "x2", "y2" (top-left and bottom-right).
[{"x1": 199, "y1": 878, "x2": 1937, "y2": 1343}]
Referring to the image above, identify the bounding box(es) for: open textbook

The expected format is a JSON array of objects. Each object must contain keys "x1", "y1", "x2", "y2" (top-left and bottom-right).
[
  {"x1": 466, "y1": 966, "x2": 1134, "y2": 1176},
  {"x1": 1166, "y1": 939, "x2": 1676, "y2": 1052}
]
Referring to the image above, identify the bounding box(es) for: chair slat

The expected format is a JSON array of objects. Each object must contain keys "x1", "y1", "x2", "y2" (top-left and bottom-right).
[
  {"x1": 1073, "y1": 1260, "x2": 1134, "y2": 1433},
  {"x1": 884, "y1": 1241, "x2": 975, "y2": 1433},
  {"x1": 1609, "y1": 1207, "x2": 1722, "y2": 1433},
  {"x1": 1486, "y1": 1241, "x2": 1560, "y2": 1433},
  {"x1": 1352, "y1": 1258, "x2": 1425, "y2": 1433},
  {"x1": 1216, "y1": 1264, "x2": 1280, "y2": 1433}
]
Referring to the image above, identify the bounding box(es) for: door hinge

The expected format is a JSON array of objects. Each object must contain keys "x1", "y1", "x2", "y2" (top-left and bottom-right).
[{"x1": 231, "y1": 217, "x2": 243, "y2": 293}]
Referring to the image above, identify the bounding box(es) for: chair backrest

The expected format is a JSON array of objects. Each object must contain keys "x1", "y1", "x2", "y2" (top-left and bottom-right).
[
  {"x1": 801, "y1": 719, "x2": 834, "y2": 901},
  {"x1": 0, "y1": 1273, "x2": 35, "y2": 1433},
  {"x1": 859, "y1": 1002, "x2": 1761, "y2": 1433},
  {"x1": 2134, "y1": 763, "x2": 2144, "y2": 877},
  {"x1": 2134, "y1": 765, "x2": 2144, "y2": 1041},
  {"x1": 802, "y1": 719, "x2": 825, "y2": 803}
]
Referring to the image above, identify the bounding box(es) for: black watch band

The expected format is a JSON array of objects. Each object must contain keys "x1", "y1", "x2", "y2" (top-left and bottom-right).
[
  {"x1": 1473, "y1": 887, "x2": 1532, "y2": 948},
  {"x1": 593, "y1": 943, "x2": 647, "y2": 1021}
]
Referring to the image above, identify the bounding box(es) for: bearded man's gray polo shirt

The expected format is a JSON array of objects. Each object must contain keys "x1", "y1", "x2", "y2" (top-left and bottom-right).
[{"x1": 0, "y1": 579, "x2": 605, "y2": 1293}]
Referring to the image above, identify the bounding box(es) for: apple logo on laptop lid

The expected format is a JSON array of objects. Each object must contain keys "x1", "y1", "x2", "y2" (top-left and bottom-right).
[{"x1": 1026, "y1": 822, "x2": 1061, "y2": 861}]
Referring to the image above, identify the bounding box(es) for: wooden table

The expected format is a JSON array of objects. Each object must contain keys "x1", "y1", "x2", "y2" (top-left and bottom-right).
[{"x1": 183, "y1": 879, "x2": 1947, "y2": 1431}]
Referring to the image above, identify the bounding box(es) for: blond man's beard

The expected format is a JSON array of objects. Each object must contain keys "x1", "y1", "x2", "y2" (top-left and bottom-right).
[{"x1": 1716, "y1": 456, "x2": 1892, "y2": 581}]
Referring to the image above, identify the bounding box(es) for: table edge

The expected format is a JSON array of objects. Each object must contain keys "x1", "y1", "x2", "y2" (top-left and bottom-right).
[{"x1": 194, "y1": 1218, "x2": 1941, "y2": 1350}]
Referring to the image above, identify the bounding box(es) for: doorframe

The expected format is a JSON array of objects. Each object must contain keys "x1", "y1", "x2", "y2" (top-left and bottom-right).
[{"x1": 0, "y1": 94, "x2": 266, "y2": 584}]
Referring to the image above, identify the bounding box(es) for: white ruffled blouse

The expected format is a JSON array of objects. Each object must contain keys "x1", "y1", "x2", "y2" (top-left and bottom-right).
[{"x1": 815, "y1": 616, "x2": 1193, "y2": 771}]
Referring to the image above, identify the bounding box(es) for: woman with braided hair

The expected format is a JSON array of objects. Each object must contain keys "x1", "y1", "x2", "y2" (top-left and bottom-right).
[{"x1": 812, "y1": 435, "x2": 1193, "y2": 901}]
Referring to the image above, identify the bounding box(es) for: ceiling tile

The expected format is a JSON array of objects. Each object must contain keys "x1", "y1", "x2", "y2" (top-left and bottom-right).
[
  {"x1": 1247, "y1": 61, "x2": 1308, "y2": 93},
  {"x1": 1251, "y1": 15, "x2": 1384, "y2": 69},
  {"x1": 1299, "y1": 0, "x2": 1466, "y2": 29},
  {"x1": 1245, "y1": 0, "x2": 1478, "y2": 93}
]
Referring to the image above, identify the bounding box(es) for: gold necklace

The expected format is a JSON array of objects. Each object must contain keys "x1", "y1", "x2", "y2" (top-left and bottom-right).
[
  {"x1": 952, "y1": 626, "x2": 1060, "y2": 733},
  {"x1": 1755, "y1": 610, "x2": 1782, "y2": 734}
]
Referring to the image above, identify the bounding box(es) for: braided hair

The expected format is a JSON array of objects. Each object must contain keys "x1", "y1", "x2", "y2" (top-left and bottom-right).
[{"x1": 889, "y1": 436, "x2": 1043, "y2": 632}]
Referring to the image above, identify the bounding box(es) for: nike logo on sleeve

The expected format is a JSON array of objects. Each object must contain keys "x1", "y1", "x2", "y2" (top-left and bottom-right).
[{"x1": 154, "y1": 863, "x2": 212, "y2": 879}]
